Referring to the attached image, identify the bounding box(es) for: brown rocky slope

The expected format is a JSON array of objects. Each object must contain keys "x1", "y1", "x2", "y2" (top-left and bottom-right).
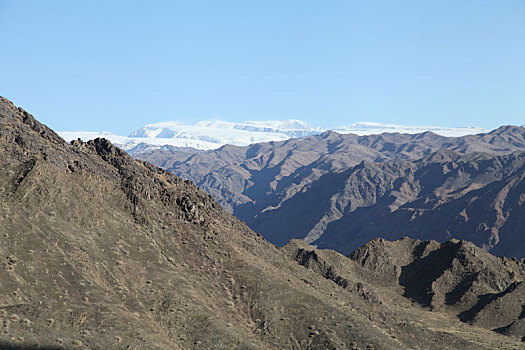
[{"x1": 0, "y1": 96, "x2": 523, "y2": 349}]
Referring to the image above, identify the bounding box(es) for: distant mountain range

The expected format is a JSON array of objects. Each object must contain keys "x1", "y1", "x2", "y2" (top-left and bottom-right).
[
  {"x1": 58, "y1": 117, "x2": 525, "y2": 258},
  {"x1": 58, "y1": 119, "x2": 487, "y2": 151},
  {"x1": 133, "y1": 125, "x2": 525, "y2": 258}
]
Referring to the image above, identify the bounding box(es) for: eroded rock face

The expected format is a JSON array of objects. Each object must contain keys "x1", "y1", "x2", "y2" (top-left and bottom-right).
[
  {"x1": 348, "y1": 238, "x2": 525, "y2": 336},
  {"x1": 0, "y1": 96, "x2": 524, "y2": 349}
]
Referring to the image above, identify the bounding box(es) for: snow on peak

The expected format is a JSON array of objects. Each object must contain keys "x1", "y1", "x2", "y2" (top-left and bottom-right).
[
  {"x1": 128, "y1": 121, "x2": 183, "y2": 138},
  {"x1": 126, "y1": 119, "x2": 322, "y2": 147},
  {"x1": 231, "y1": 120, "x2": 320, "y2": 137},
  {"x1": 334, "y1": 122, "x2": 486, "y2": 137},
  {"x1": 58, "y1": 119, "x2": 488, "y2": 151}
]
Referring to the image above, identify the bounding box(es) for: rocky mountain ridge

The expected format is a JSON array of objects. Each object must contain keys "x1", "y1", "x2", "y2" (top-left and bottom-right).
[{"x1": 134, "y1": 124, "x2": 525, "y2": 257}]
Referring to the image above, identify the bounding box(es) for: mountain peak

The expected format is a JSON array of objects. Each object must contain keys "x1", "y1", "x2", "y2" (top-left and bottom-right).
[
  {"x1": 0, "y1": 96, "x2": 64, "y2": 146},
  {"x1": 490, "y1": 125, "x2": 525, "y2": 135}
]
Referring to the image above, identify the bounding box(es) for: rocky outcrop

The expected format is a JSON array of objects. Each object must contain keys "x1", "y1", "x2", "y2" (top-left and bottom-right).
[
  {"x1": 285, "y1": 237, "x2": 525, "y2": 340},
  {"x1": 349, "y1": 238, "x2": 525, "y2": 335}
]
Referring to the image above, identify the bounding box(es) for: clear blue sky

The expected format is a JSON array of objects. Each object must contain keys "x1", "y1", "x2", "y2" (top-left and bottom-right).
[{"x1": 1, "y1": 1, "x2": 524, "y2": 134}]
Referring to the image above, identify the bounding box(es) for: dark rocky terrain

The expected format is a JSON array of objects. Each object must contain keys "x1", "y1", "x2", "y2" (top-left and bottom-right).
[
  {"x1": 250, "y1": 150, "x2": 525, "y2": 257},
  {"x1": 132, "y1": 125, "x2": 525, "y2": 258},
  {"x1": 1, "y1": 96, "x2": 525, "y2": 349}
]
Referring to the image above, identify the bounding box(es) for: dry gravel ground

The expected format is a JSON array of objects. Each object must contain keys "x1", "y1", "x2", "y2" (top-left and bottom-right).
[{"x1": 0, "y1": 96, "x2": 524, "y2": 349}]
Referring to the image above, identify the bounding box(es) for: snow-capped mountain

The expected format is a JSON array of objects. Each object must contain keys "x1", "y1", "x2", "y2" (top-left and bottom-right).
[
  {"x1": 334, "y1": 122, "x2": 485, "y2": 137},
  {"x1": 58, "y1": 120, "x2": 487, "y2": 151},
  {"x1": 129, "y1": 120, "x2": 321, "y2": 141}
]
